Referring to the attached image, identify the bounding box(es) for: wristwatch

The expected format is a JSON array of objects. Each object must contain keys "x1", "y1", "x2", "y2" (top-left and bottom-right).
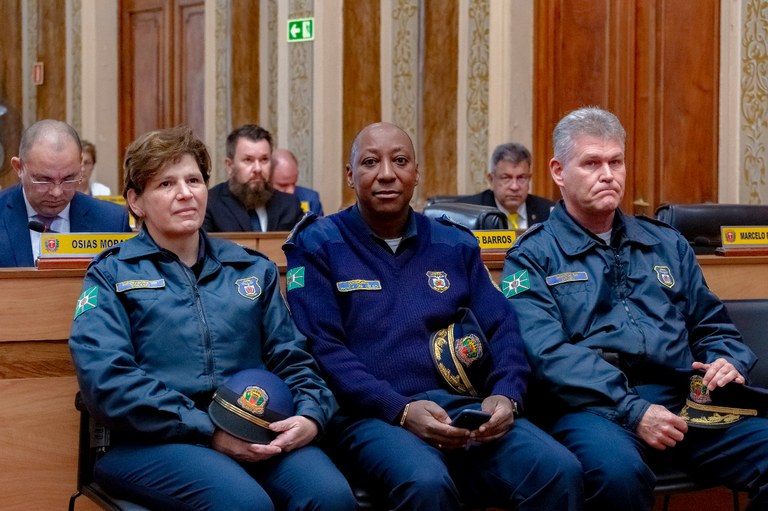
[{"x1": 511, "y1": 399, "x2": 520, "y2": 417}]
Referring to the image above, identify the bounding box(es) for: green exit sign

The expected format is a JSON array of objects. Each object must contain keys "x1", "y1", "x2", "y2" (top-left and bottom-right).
[{"x1": 287, "y1": 18, "x2": 314, "y2": 43}]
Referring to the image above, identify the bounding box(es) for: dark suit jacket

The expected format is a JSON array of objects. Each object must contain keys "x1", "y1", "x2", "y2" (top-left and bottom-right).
[
  {"x1": 459, "y1": 189, "x2": 554, "y2": 226},
  {"x1": 294, "y1": 185, "x2": 324, "y2": 216},
  {"x1": 0, "y1": 185, "x2": 132, "y2": 267},
  {"x1": 203, "y1": 182, "x2": 304, "y2": 232}
]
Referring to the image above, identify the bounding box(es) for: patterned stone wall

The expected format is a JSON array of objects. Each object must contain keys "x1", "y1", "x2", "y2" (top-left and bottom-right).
[
  {"x1": 742, "y1": 0, "x2": 768, "y2": 204},
  {"x1": 465, "y1": 0, "x2": 489, "y2": 192}
]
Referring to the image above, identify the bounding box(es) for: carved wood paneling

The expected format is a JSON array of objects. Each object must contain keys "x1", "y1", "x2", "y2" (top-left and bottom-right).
[
  {"x1": 653, "y1": 0, "x2": 719, "y2": 207},
  {"x1": 342, "y1": 0, "x2": 381, "y2": 206},
  {"x1": 419, "y1": 0, "x2": 458, "y2": 207},
  {"x1": 36, "y1": 0, "x2": 67, "y2": 122},
  {"x1": 0, "y1": 0, "x2": 22, "y2": 188},
  {"x1": 534, "y1": 0, "x2": 719, "y2": 214},
  {"x1": 119, "y1": 0, "x2": 205, "y2": 184},
  {"x1": 175, "y1": 0, "x2": 205, "y2": 139},
  {"x1": 231, "y1": 0, "x2": 260, "y2": 129},
  {"x1": 120, "y1": 0, "x2": 171, "y2": 175}
]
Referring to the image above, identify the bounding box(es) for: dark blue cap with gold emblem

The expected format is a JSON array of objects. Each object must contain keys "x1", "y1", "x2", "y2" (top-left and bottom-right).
[
  {"x1": 208, "y1": 368, "x2": 295, "y2": 444},
  {"x1": 679, "y1": 374, "x2": 768, "y2": 429},
  {"x1": 430, "y1": 308, "x2": 491, "y2": 397}
]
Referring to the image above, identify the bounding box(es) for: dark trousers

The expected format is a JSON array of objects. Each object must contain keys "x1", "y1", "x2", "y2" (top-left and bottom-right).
[
  {"x1": 327, "y1": 392, "x2": 584, "y2": 511},
  {"x1": 550, "y1": 410, "x2": 768, "y2": 511},
  {"x1": 95, "y1": 442, "x2": 357, "y2": 511}
]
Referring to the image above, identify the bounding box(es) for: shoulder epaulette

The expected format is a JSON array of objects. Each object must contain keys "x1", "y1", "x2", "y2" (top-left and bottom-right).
[
  {"x1": 208, "y1": 235, "x2": 271, "y2": 261},
  {"x1": 514, "y1": 222, "x2": 544, "y2": 245},
  {"x1": 636, "y1": 214, "x2": 675, "y2": 230},
  {"x1": 285, "y1": 212, "x2": 318, "y2": 245},
  {"x1": 242, "y1": 245, "x2": 269, "y2": 260},
  {"x1": 91, "y1": 244, "x2": 121, "y2": 263}
]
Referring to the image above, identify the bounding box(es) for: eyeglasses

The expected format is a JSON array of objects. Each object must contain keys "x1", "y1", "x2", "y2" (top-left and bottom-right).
[
  {"x1": 493, "y1": 174, "x2": 531, "y2": 186},
  {"x1": 22, "y1": 163, "x2": 82, "y2": 191}
]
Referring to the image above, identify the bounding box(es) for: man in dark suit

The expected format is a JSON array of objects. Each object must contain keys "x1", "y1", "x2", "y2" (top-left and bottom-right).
[
  {"x1": 0, "y1": 119, "x2": 131, "y2": 267},
  {"x1": 271, "y1": 148, "x2": 325, "y2": 216},
  {"x1": 460, "y1": 143, "x2": 553, "y2": 229},
  {"x1": 204, "y1": 125, "x2": 304, "y2": 232}
]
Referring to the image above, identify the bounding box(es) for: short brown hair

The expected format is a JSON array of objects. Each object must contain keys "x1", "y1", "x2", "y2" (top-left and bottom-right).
[
  {"x1": 226, "y1": 124, "x2": 273, "y2": 159},
  {"x1": 123, "y1": 126, "x2": 211, "y2": 208},
  {"x1": 81, "y1": 140, "x2": 97, "y2": 163}
]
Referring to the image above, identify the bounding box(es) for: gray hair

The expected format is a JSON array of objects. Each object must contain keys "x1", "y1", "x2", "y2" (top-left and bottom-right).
[
  {"x1": 553, "y1": 107, "x2": 625, "y2": 164},
  {"x1": 488, "y1": 143, "x2": 531, "y2": 174},
  {"x1": 18, "y1": 119, "x2": 82, "y2": 159}
]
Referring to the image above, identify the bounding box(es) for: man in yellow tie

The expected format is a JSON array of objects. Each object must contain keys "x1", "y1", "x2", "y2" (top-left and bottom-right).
[{"x1": 461, "y1": 143, "x2": 553, "y2": 230}]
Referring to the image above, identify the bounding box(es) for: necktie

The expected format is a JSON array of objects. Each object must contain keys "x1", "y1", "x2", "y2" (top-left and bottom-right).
[
  {"x1": 249, "y1": 210, "x2": 262, "y2": 232},
  {"x1": 508, "y1": 213, "x2": 519, "y2": 230},
  {"x1": 35, "y1": 214, "x2": 58, "y2": 232}
]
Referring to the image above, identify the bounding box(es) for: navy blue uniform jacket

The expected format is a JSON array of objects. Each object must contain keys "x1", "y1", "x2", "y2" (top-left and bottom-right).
[
  {"x1": 502, "y1": 202, "x2": 756, "y2": 431},
  {"x1": 69, "y1": 229, "x2": 336, "y2": 443}
]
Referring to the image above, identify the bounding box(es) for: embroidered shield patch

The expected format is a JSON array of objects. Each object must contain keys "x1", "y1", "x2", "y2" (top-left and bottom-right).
[
  {"x1": 455, "y1": 334, "x2": 483, "y2": 367},
  {"x1": 689, "y1": 375, "x2": 711, "y2": 404},
  {"x1": 74, "y1": 285, "x2": 99, "y2": 319},
  {"x1": 501, "y1": 270, "x2": 530, "y2": 297},
  {"x1": 238, "y1": 385, "x2": 268, "y2": 415},
  {"x1": 427, "y1": 271, "x2": 450, "y2": 293},
  {"x1": 654, "y1": 265, "x2": 675, "y2": 288},
  {"x1": 236, "y1": 277, "x2": 262, "y2": 300}
]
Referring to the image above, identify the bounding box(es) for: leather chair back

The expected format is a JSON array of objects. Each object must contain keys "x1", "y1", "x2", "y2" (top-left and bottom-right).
[
  {"x1": 424, "y1": 195, "x2": 471, "y2": 208},
  {"x1": 655, "y1": 203, "x2": 768, "y2": 254},
  {"x1": 423, "y1": 202, "x2": 508, "y2": 230},
  {"x1": 724, "y1": 299, "x2": 768, "y2": 388}
]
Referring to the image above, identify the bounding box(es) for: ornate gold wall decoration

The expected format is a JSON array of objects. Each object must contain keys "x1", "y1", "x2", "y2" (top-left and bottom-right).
[
  {"x1": 214, "y1": 0, "x2": 229, "y2": 180},
  {"x1": 288, "y1": 0, "x2": 314, "y2": 183},
  {"x1": 466, "y1": 0, "x2": 489, "y2": 191},
  {"x1": 71, "y1": 0, "x2": 82, "y2": 132},
  {"x1": 391, "y1": 0, "x2": 419, "y2": 139},
  {"x1": 742, "y1": 0, "x2": 768, "y2": 204},
  {"x1": 266, "y1": 0, "x2": 278, "y2": 138},
  {"x1": 22, "y1": 0, "x2": 39, "y2": 125}
]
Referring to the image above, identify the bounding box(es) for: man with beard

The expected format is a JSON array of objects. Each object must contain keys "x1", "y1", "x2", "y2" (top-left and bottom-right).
[{"x1": 204, "y1": 124, "x2": 304, "y2": 232}]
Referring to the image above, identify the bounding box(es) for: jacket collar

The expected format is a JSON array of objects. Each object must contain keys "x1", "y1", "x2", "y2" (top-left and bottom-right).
[
  {"x1": 117, "y1": 228, "x2": 255, "y2": 266},
  {"x1": 549, "y1": 201, "x2": 662, "y2": 256}
]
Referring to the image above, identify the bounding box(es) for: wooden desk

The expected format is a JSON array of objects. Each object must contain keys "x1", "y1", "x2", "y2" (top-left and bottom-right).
[
  {"x1": 1, "y1": 251, "x2": 767, "y2": 509},
  {"x1": 695, "y1": 255, "x2": 768, "y2": 300}
]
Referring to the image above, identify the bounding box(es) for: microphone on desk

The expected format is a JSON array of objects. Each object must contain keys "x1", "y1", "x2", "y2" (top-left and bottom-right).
[
  {"x1": 28, "y1": 219, "x2": 58, "y2": 234},
  {"x1": 692, "y1": 236, "x2": 714, "y2": 247}
]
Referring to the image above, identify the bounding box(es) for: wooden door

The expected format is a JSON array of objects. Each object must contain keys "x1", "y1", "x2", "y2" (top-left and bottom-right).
[
  {"x1": 534, "y1": 0, "x2": 719, "y2": 215},
  {"x1": 119, "y1": 0, "x2": 204, "y2": 188}
]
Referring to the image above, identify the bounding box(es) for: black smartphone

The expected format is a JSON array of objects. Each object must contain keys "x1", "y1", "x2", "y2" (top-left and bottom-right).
[{"x1": 450, "y1": 409, "x2": 491, "y2": 430}]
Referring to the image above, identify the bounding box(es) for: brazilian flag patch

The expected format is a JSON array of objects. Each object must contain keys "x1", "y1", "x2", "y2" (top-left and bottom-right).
[
  {"x1": 501, "y1": 270, "x2": 530, "y2": 298},
  {"x1": 286, "y1": 266, "x2": 305, "y2": 291},
  {"x1": 74, "y1": 285, "x2": 99, "y2": 319}
]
